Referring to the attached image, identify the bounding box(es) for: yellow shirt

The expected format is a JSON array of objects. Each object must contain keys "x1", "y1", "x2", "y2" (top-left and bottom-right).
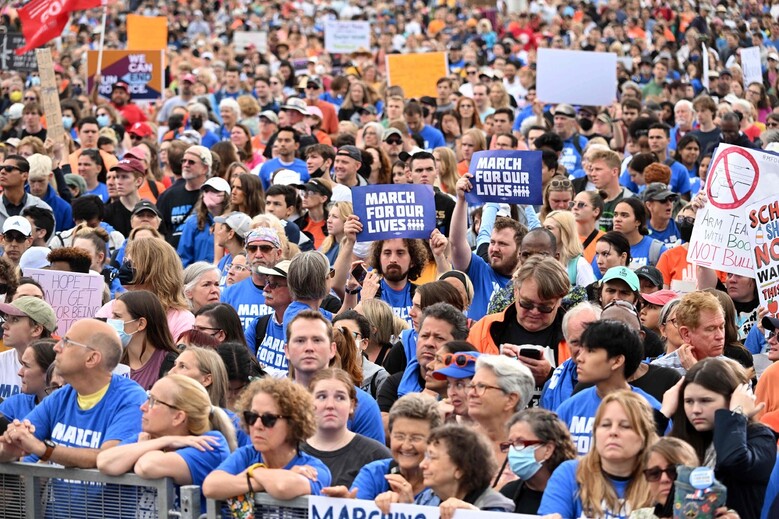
[{"x1": 77, "y1": 382, "x2": 111, "y2": 411}]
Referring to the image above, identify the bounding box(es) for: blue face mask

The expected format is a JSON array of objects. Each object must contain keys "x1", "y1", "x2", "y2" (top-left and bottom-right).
[
  {"x1": 107, "y1": 318, "x2": 137, "y2": 348},
  {"x1": 508, "y1": 445, "x2": 543, "y2": 481},
  {"x1": 62, "y1": 115, "x2": 74, "y2": 130},
  {"x1": 97, "y1": 114, "x2": 110, "y2": 128},
  {"x1": 28, "y1": 76, "x2": 41, "y2": 87}
]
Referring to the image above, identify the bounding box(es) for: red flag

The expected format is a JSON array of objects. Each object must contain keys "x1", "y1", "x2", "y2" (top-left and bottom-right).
[{"x1": 15, "y1": 0, "x2": 103, "y2": 55}]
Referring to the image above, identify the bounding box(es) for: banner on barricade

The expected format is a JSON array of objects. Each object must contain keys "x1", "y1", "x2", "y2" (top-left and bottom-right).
[
  {"x1": 324, "y1": 20, "x2": 371, "y2": 54},
  {"x1": 353, "y1": 184, "x2": 436, "y2": 242},
  {"x1": 86, "y1": 50, "x2": 165, "y2": 101},
  {"x1": 465, "y1": 150, "x2": 542, "y2": 205},
  {"x1": 687, "y1": 144, "x2": 779, "y2": 277},
  {"x1": 308, "y1": 496, "x2": 542, "y2": 519},
  {"x1": 745, "y1": 196, "x2": 779, "y2": 320},
  {"x1": 24, "y1": 268, "x2": 104, "y2": 336}
]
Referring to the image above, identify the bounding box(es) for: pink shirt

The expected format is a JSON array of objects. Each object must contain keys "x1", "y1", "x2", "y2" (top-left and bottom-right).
[{"x1": 97, "y1": 300, "x2": 195, "y2": 342}]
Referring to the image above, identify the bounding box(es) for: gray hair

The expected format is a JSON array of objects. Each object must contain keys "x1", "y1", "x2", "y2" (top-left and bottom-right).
[
  {"x1": 476, "y1": 355, "x2": 535, "y2": 411},
  {"x1": 388, "y1": 393, "x2": 443, "y2": 432},
  {"x1": 419, "y1": 303, "x2": 468, "y2": 340},
  {"x1": 363, "y1": 122, "x2": 384, "y2": 141},
  {"x1": 562, "y1": 302, "x2": 602, "y2": 342},
  {"x1": 287, "y1": 251, "x2": 330, "y2": 301},
  {"x1": 219, "y1": 97, "x2": 242, "y2": 119},
  {"x1": 674, "y1": 99, "x2": 694, "y2": 112},
  {"x1": 183, "y1": 262, "x2": 221, "y2": 305},
  {"x1": 27, "y1": 154, "x2": 52, "y2": 181},
  {"x1": 91, "y1": 331, "x2": 122, "y2": 370},
  {"x1": 659, "y1": 298, "x2": 681, "y2": 327},
  {"x1": 187, "y1": 102, "x2": 209, "y2": 117},
  {"x1": 760, "y1": 129, "x2": 779, "y2": 146}
]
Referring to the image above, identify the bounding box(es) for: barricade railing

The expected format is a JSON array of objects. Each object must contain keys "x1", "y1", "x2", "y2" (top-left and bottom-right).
[{"x1": 204, "y1": 492, "x2": 310, "y2": 519}]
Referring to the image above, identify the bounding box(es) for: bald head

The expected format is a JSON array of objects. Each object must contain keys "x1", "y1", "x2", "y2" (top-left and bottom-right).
[{"x1": 70, "y1": 319, "x2": 123, "y2": 371}]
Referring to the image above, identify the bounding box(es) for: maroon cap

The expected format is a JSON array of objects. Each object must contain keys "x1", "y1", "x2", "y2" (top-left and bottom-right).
[
  {"x1": 110, "y1": 157, "x2": 145, "y2": 176},
  {"x1": 112, "y1": 81, "x2": 130, "y2": 92}
]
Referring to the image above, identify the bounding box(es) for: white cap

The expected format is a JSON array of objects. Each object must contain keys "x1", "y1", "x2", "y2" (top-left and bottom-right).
[
  {"x1": 272, "y1": 169, "x2": 301, "y2": 186},
  {"x1": 7, "y1": 104, "x2": 24, "y2": 121},
  {"x1": 202, "y1": 176, "x2": 231, "y2": 194},
  {"x1": 19, "y1": 247, "x2": 51, "y2": 271},
  {"x1": 2, "y1": 216, "x2": 32, "y2": 236}
]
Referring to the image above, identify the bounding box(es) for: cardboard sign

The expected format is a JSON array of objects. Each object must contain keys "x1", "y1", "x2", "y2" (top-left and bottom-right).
[
  {"x1": 688, "y1": 144, "x2": 779, "y2": 276},
  {"x1": 24, "y1": 269, "x2": 104, "y2": 336},
  {"x1": 86, "y1": 50, "x2": 165, "y2": 101},
  {"x1": 233, "y1": 31, "x2": 268, "y2": 54},
  {"x1": 0, "y1": 32, "x2": 37, "y2": 72},
  {"x1": 324, "y1": 20, "x2": 371, "y2": 54},
  {"x1": 126, "y1": 15, "x2": 167, "y2": 51},
  {"x1": 352, "y1": 184, "x2": 436, "y2": 242},
  {"x1": 386, "y1": 52, "x2": 448, "y2": 99},
  {"x1": 741, "y1": 46, "x2": 763, "y2": 89},
  {"x1": 745, "y1": 196, "x2": 779, "y2": 320},
  {"x1": 465, "y1": 150, "x2": 543, "y2": 205},
  {"x1": 536, "y1": 48, "x2": 617, "y2": 106},
  {"x1": 36, "y1": 48, "x2": 65, "y2": 143}
]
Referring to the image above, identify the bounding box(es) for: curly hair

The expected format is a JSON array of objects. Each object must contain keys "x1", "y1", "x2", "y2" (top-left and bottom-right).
[
  {"x1": 0, "y1": 256, "x2": 20, "y2": 299},
  {"x1": 367, "y1": 238, "x2": 428, "y2": 280},
  {"x1": 47, "y1": 247, "x2": 92, "y2": 273},
  {"x1": 237, "y1": 377, "x2": 317, "y2": 445},
  {"x1": 427, "y1": 424, "x2": 497, "y2": 495},
  {"x1": 388, "y1": 393, "x2": 443, "y2": 432},
  {"x1": 507, "y1": 409, "x2": 576, "y2": 473}
]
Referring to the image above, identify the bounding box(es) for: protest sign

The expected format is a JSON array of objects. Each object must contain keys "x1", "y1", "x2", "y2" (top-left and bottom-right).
[
  {"x1": 36, "y1": 49, "x2": 65, "y2": 143},
  {"x1": 352, "y1": 184, "x2": 436, "y2": 242},
  {"x1": 309, "y1": 496, "x2": 386, "y2": 519},
  {"x1": 0, "y1": 32, "x2": 37, "y2": 72},
  {"x1": 536, "y1": 48, "x2": 617, "y2": 106},
  {"x1": 86, "y1": 50, "x2": 165, "y2": 101},
  {"x1": 126, "y1": 15, "x2": 168, "y2": 51},
  {"x1": 465, "y1": 150, "x2": 542, "y2": 205},
  {"x1": 745, "y1": 196, "x2": 779, "y2": 320},
  {"x1": 24, "y1": 269, "x2": 104, "y2": 336},
  {"x1": 391, "y1": 503, "x2": 440, "y2": 519},
  {"x1": 688, "y1": 144, "x2": 779, "y2": 277},
  {"x1": 233, "y1": 31, "x2": 268, "y2": 53},
  {"x1": 325, "y1": 20, "x2": 371, "y2": 54},
  {"x1": 386, "y1": 53, "x2": 448, "y2": 99},
  {"x1": 741, "y1": 46, "x2": 763, "y2": 89}
]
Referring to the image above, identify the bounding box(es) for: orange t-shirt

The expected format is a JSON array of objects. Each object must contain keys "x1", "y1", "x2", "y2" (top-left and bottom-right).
[
  {"x1": 304, "y1": 218, "x2": 326, "y2": 250},
  {"x1": 457, "y1": 160, "x2": 470, "y2": 176},
  {"x1": 579, "y1": 229, "x2": 605, "y2": 264},
  {"x1": 656, "y1": 245, "x2": 728, "y2": 289},
  {"x1": 138, "y1": 179, "x2": 167, "y2": 204}
]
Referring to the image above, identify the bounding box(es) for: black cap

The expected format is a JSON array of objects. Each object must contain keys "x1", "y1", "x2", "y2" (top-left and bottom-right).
[
  {"x1": 132, "y1": 200, "x2": 161, "y2": 218},
  {"x1": 298, "y1": 178, "x2": 333, "y2": 199},
  {"x1": 634, "y1": 266, "x2": 664, "y2": 288},
  {"x1": 335, "y1": 145, "x2": 361, "y2": 162}
]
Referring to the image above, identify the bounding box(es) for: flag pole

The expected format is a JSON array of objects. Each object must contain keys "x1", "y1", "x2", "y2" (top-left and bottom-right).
[{"x1": 96, "y1": 2, "x2": 108, "y2": 72}]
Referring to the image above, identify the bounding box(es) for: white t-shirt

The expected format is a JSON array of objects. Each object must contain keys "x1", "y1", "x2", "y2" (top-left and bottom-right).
[{"x1": 0, "y1": 349, "x2": 22, "y2": 400}]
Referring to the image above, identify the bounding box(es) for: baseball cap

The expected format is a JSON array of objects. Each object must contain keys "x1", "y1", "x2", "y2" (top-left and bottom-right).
[
  {"x1": 2, "y1": 216, "x2": 32, "y2": 237},
  {"x1": 259, "y1": 110, "x2": 279, "y2": 125},
  {"x1": 0, "y1": 296, "x2": 57, "y2": 333},
  {"x1": 307, "y1": 106, "x2": 324, "y2": 120},
  {"x1": 553, "y1": 104, "x2": 576, "y2": 118},
  {"x1": 202, "y1": 177, "x2": 231, "y2": 194},
  {"x1": 246, "y1": 228, "x2": 281, "y2": 249},
  {"x1": 280, "y1": 97, "x2": 309, "y2": 115},
  {"x1": 634, "y1": 266, "x2": 664, "y2": 289},
  {"x1": 306, "y1": 78, "x2": 323, "y2": 89},
  {"x1": 763, "y1": 315, "x2": 779, "y2": 332},
  {"x1": 110, "y1": 157, "x2": 146, "y2": 176},
  {"x1": 214, "y1": 211, "x2": 252, "y2": 239},
  {"x1": 383, "y1": 127, "x2": 403, "y2": 141},
  {"x1": 642, "y1": 182, "x2": 677, "y2": 202},
  {"x1": 298, "y1": 178, "x2": 332, "y2": 199},
  {"x1": 184, "y1": 145, "x2": 213, "y2": 170},
  {"x1": 336, "y1": 145, "x2": 362, "y2": 162},
  {"x1": 181, "y1": 74, "x2": 197, "y2": 84},
  {"x1": 129, "y1": 122, "x2": 153, "y2": 138},
  {"x1": 64, "y1": 173, "x2": 87, "y2": 194},
  {"x1": 179, "y1": 130, "x2": 202, "y2": 146},
  {"x1": 719, "y1": 69, "x2": 733, "y2": 77},
  {"x1": 112, "y1": 81, "x2": 130, "y2": 92},
  {"x1": 257, "y1": 260, "x2": 291, "y2": 278},
  {"x1": 601, "y1": 266, "x2": 640, "y2": 291},
  {"x1": 7, "y1": 104, "x2": 24, "y2": 121},
  {"x1": 19, "y1": 246, "x2": 51, "y2": 271},
  {"x1": 132, "y1": 200, "x2": 162, "y2": 218},
  {"x1": 769, "y1": 51, "x2": 779, "y2": 62},
  {"x1": 358, "y1": 105, "x2": 377, "y2": 116},
  {"x1": 272, "y1": 169, "x2": 301, "y2": 186},
  {"x1": 4, "y1": 137, "x2": 21, "y2": 148},
  {"x1": 432, "y1": 351, "x2": 481, "y2": 380},
  {"x1": 642, "y1": 289, "x2": 679, "y2": 307}
]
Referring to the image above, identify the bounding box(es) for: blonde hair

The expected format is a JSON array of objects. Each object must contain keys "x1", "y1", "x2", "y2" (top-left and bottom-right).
[
  {"x1": 125, "y1": 238, "x2": 188, "y2": 311},
  {"x1": 461, "y1": 128, "x2": 487, "y2": 154},
  {"x1": 129, "y1": 226, "x2": 163, "y2": 241},
  {"x1": 433, "y1": 147, "x2": 458, "y2": 194},
  {"x1": 545, "y1": 210, "x2": 584, "y2": 266},
  {"x1": 577, "y1": 391, "x2": 657, "y2": 517},
  {"x1": 360, "y1": 298, "x2": 408, "y2": 345},
  {"x1": 180, "y1": 346, "x2": 230, "y2": 409},
  {"x1": 320, "y1": 202, "x2": 353, "y2": 254},
  {"x1": 165, "y1": 374, "x2": 237, "y2": 451}
]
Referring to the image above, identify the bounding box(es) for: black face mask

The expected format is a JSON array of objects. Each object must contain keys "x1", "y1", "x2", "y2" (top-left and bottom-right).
[
  {"x1": 117, "y1": 261, "x2": 137, "y2": 285},
  {"x1": 191, "y1": 117, "x2": 203, "y2": 131},
  {"x1": 579, "y1": 118, "x2": 594, "y2": 132},
  {"x1": 168, "y1": 114, "x2": 184, "y2": 132},
  {"x1": 677, "y1": 218, "x2": 694, "y2": 242}
]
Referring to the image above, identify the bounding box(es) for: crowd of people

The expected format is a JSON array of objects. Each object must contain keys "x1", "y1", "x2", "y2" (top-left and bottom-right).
[{"x1": 0, "y1": 0, "x2": 779, "y2": 517}]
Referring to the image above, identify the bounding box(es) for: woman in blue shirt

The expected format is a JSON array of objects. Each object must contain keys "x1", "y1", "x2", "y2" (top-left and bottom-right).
[
  {"x1": 0, "y1": 339, "x2": 57, "y2": 421},
  {"x1": 177, "y1": 177, "x2": 231, "y2": 267}
]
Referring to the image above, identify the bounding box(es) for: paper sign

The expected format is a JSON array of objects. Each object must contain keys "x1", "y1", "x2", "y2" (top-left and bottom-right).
[
  {"x1": 745, "y1": 196, "x2": 779, "y2": 320},
  {"x1": 465, "y1": 150, "x2": 542, "y2": 205},
  {"x1": 536, "y1": 48, "x2": 617, "y2": 106},
  {"x1": 36, "y1": 49, "x2": 65, "y2": 144},
  {"x1": 126, "y1": 15, "x2": 167, "y2": 51},
  {"x1": 391, "y1": 503, "x2": 439, "y2": 519},
  {"x1": 233, "y1": 31, "x2": 268, "y2": 54},
  {"x1": 324, "y1": 20, "x2": 371, "y2": 54},
  {"x1": 386, "y1": 53, "x2": 448, "y2": 99},
  {"x1": 688, "y1": 144, "x2": 779, "y2": 276},
  {"x1": 0, "y1": 32, "x2": 37, "y2": 72},
  {"x1": 309, "y1": 496, "x2": 386, "y2": 519},
  {"x1": 86, "y1": 50, "x2": 165, "y2": 101},
  {"x1": 353, "y1": 184, "x2": 436, "y2": 242},
  {"x1": 24, "y1": 269, "x2": 104, "y2": 336},
  {"x1": 741, "y1": 46, "x2": 763, "y2": 89}
]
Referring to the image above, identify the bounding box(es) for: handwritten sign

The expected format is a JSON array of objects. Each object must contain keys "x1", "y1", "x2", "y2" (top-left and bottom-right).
[
  {"x1": 386, "y1": 53, "x2": 448, "y2": 99},
  {"x1": 25, "y1": 269, "x2": 104, "y2": 336},
  {"x1": 465, "y1": 150, "x2": 542, "y2": 205},
  {"x1": 353, "y1": 184, "x2": 436, "y2": 242},
  {"x1": 86, "y1": 50, "x2": 165, "y2": 101},
  {"x1": 36, "y1": 49, "x2": 64, "y2": 144},
  {"x1": 688, "y1": 144, "x2": 779, "y2": 277},
  {"x1": 537, "y1": 49, "x2": 617, "y2": 106},
  {"x1": 325, "y1": 20, "x2": 371, "y2": 54},
  {"x1": 741, "y1": 46, "x2": 763, "y2": 89},
  {"x1": 745, "y1": 196, "x2": 779, "y2": 320},
  {"x1": 0, "y1": 32, "x2": 37, "y2": 72}
]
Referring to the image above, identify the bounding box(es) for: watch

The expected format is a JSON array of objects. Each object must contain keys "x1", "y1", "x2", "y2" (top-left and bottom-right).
[
  {"x1": 345, "y1": 286, "x2": 362, "y2": 295},
  {"x1": 40, "y1": 439, "x2": 56, "y2": 462}
]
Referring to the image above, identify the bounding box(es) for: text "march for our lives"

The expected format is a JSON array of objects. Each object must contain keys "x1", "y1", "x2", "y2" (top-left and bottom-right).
[
  {"x1": 465, "y1": 150, "x2": 543, "y2": 206},
  {"x1": 353, "y1": 184, "x2": 437, "y2": 241}
]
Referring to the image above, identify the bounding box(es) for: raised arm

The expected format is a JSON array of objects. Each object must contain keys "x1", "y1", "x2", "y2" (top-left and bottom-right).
[
  {"x1": 331, "y1": 215, "x2": 362, "y2": 301},
  {"x1": 450, "y1": 174, "x2": 474, "y2": 271}
]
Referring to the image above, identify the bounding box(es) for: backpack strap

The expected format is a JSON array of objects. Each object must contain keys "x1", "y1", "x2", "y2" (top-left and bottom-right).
[
  {"x1": 567, "y1": 256, "x2": 580, "y2": 285},
  {"x1": 147, "y1": 179, "x2": 159, "y2": 199},
  {"x1": 252, "y1": 314, "x2": 274, "y2": 355},
  {"x1": 649, "y1": 240, "x2": 663, "y2": 266}
]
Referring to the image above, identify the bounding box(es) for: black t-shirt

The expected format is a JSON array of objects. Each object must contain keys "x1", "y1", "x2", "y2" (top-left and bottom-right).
[
  {"x1": 301, "y1": 435, "x2": 391, "y2": 488},
  {"x1": 155, "y1": 182, "x2": 201, "y2": 248},
  {"x1": 383, "y1": 342, "x2": 407, "y2": 375},
  {"x1": 500, "y1": 480, "x2": 544, "y2": 515},
  {"x1": 434, "y1": 189, "x2": 455, "y2": 237},
  {"x1": 103, "y1": 200, "x2": 133, "y2": 238},
  {"x1": 494, "y1": 310, "x2": 565, "y2": 364}
]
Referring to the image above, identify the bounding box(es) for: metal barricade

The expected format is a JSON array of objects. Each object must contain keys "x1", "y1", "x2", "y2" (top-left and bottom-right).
[{"x1": 205, "y1": 493, "x2": 310, "y2": 519}]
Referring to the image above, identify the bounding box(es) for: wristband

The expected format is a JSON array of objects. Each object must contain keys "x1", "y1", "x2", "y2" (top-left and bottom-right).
[
  {"x1": 247, "y1": 462, "x2": 266, "y2": 478},
  {"x1": 246, "y1": 471, "x2": 254, "y2": 493},
  {"x1": 345, "y1": 286, "x2": 362, "y2": 295},
  {"x1": 731, "y1": 405, "x2": 745, "y2": 416}
]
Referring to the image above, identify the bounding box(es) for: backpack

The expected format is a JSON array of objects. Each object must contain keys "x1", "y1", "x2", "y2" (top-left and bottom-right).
[
  {"x1": 252, "y1": 314, "x2": 273, "y2": 356},
  {"x1": 649, "y1": 239, "x2": 664, "y2": 266}
]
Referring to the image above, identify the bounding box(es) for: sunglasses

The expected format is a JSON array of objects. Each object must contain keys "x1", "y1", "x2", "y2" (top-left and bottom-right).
[
  {"x1": 676, "y1": 216, "x2": 695, "y2": 226},
  {"x1": 766, "y1": 330, "x2": 777, "y2": 341},
  {"x1": 767, "y1": 122, "x2": 779, "y2": 128},
  {"x1": 181, "y1": 158, "x2": 201, "y2": 166},
  {"x1": 518, "y1": 299, "x2": 556, "y2": 313},
  {"x1": 264, "y1": 278, "x2": 287, "y2": 290},
  {"x1": 571, "y1": 201, "x2": 589, "y2": 209},
  {"x1": 3, "y1": 232, "x2": 28, "y2": 243},
  {"x1": 385, "y1": 137, "x2": 403, "y2": 145},
  {"x1": 24, "y1": 96, "x2": 37, "y2": 102},
  {"x1": 643, "y1": 466, "x2": 677, "y2": 482},
  {"x1": 243, "y1": 411, "x2": 288, "y2": 428},
  {"x1": 247, "y1": 244, "x2": 276, "y2": 254},
  {"x1": 549, "y1": 178, "x2": 572, "y2": 189},
  {"x1": 441, "y1": 353, "x2": 479, "y2": 367},
  {"x1": 0, "y1": 165, "x2": 25, "y2": 172}
]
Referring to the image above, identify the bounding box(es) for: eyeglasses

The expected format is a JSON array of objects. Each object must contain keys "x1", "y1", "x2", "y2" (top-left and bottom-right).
[
  {"x1": 766, "y1": 330, "x2": 777, "y2": 341},
  {"x1": 748, "y1": 90, "x2": 762, "y2": 96},
  {"x1": 441, "y1": 353, "x2": 479, "y2": 367},
  {"x1": 228, "y1": 263, "x2": 249, "y2": 272},
  {"x1": 145, "y1": 390, "x2": 180, "y2": 410},
  {"x1": 466, "y1": 70, "x2": 478, "y2": 75},
  {"x1": 247, "y1": 244, "x2": 276, "y2": 254},
  {"x1": 518, "y1": 299, "x2": 557, "y2": 314},
  {"x1": 44, "y1": 384, "x2": 61, "y2": 395},
  {"x1": 59, "y1": 337, "x2": 94, "y2": 350},
  {"x1": 193, "y1": 325, "x2": 222, "y2": 335},
  {"x1": 499, "y1": 439, "x2": 545, "y2": 452},
  {"x1": 263, "y1": 278, "x2": 287, "y2": 290},
  {"x1": 338, "y1": 328, "x2": 362, "y2": 340},
  {"x1": 571, "y1": 201, "x2": 590, "y2": 209},
  {"x1": 243, "y1": 411, "x2": 288, "y2": 428},
  {"x1": 676, "y1": 216, "x2": 695, "y2": 226},
  {"x1": 385, "y1": 137, "x2": 403, "y2": 145},
  {"x1": 466, "y1": 382, "x2": 504, "y2": 397},
  {"x1": 643, "y1": 466, "x2": 677, "y2": 482},
  {"x1": 3, "y1": 232, "x2": 28, "y2": 243}
]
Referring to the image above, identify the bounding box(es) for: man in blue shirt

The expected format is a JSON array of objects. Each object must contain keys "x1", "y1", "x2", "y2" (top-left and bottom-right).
[
  {"x1": 404, "y1": 101, "x2": 445, "y2": 151},
  {"x1": 621, "y1": 122, "x2": 691, "y2": 199},
  {"x1": 246, "y1": 260, "x2": 292, "y2": 377},
  {"x1": 643, "y1": 183, "x2": 681, "y2": 246},
  {"x1": 258, "y1": 127, "x2": 309, "y2": 191},
  {"x1": 552, "y1": 104, "x2": 588, "y2": 172}
]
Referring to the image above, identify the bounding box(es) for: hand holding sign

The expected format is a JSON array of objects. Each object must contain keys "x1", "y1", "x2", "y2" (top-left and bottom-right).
[
  {"x1": 343, "y1": 215, "x2": 362, "y2": 245},
  {"x1": 455, "y1": 173, "x2": 474, "y2": 202}
]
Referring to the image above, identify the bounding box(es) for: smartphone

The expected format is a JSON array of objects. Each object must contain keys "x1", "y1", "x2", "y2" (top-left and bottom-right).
[
  {"x1": 519, "y1": 348, "x2": 543, "y2": 360},
  {"x1": 351, "y1": 264, "x2": 367, "y2": 284}
]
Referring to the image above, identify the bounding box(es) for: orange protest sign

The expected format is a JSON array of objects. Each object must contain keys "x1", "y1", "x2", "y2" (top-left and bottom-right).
[
  {"x1": 126, "y1": 15, "x2": 167, "y2": 51},
  {"x1": 385, "y1": 52, "x2": 448, "y2": 99}
]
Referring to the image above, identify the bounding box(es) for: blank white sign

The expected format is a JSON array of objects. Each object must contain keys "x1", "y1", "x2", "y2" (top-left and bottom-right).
[{"x1": 537, "y1": 48, "x2": 618, "y2": 106}]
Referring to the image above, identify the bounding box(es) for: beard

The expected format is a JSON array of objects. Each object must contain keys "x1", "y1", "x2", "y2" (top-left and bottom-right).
[{"x1": 383, "y1": 265, "x2": 409, "y2": 283}]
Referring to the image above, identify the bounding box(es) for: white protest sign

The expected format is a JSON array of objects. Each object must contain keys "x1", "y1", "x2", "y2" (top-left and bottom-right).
[
  {"x1": 391, "y1": 503, "x2": 439, "y2": 519},
  {"x1": 688, "y1": 144, "x2": 779, "y2": 277},
  {"x1": 741, "y1": 46, "x2": 763, "y2": 89},
  {"x1": 454, "y1": 509, "x2": 542, "y2": 519},
  {"x1": 233, "y1": 31, "x2": 268, "y2": 53},
  {"x1": 309, "y1": 496, "x2": 387, "y2": 519},
  {"x1": 325, "y1": 20, "x2": 371, "y2": 54},
  {"x1": 536, "y1": 48, "x2": 617, "y2": 106},
  {"x1": 24, "y1": 268, "x2": 104, "y2": 336},
  {"x1": 744, "y1": 196, "x2": 779, "y2": 320}
]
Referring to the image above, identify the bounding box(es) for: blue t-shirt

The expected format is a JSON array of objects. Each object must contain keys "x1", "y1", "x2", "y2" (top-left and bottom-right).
[
  {"x1": 378, "y1": 280, "x2": 413, "y2": 326},
  {"x1": 540, "y1": 358, "x2": 577, "y2": 412},
  {"x1": 282, "y1": 301, "x2": 334, "y2": 342},
  {"x1": 466, "y1": 252, "x2": 511, "y2": 321},
  {"x1": 177, "y1": 214, "x2": 215, "y2": 267},
  {"x1": 217, "y1": 253, "x2": 233, "y2": 287},
  {"x1": 225, "y1": 408, "x2": 252, "y2": 448},
  {"x1": 555, "y1": 386, "x2": 661, "y2": 456},
  {"x1": 220, "y1": 277, "x2": 271, "y2": 330},
  {"x1": 348, "y1": 388, "x2": 386, "y2": 444},
  {"x1": 215, "y1": 447, "x2": 331, "y2": 495},
  {"x1": 647, "y1": 219, "x2": 681, "y2": 247},
  {"x1": 629, "y1": 235, "x2": 668, "y2": 269},
  {"x1": 538, "y1": 459, "x2": 631, "y2": 518},
  {"x1": 560, "y1": 134, "x2": 588, "y2": 172},
  {"x1": 86, "y1": 183, "x2": 110, "y2": 203},
  {"x1": 417, "y1": 124, "x2": 446, "y2": 150},
  {"x1": 246, "y1": 313, "x2": 289, "y2": 378},
  {"x1": 0, "y1": 393, "x2": 36, "y2": 421},
  {"x1": 351, "y1": 458, "x2": 432, "y2": 500},
  {"x1": 258, "y1": 158, "x2": 310, "y2": 191}
]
